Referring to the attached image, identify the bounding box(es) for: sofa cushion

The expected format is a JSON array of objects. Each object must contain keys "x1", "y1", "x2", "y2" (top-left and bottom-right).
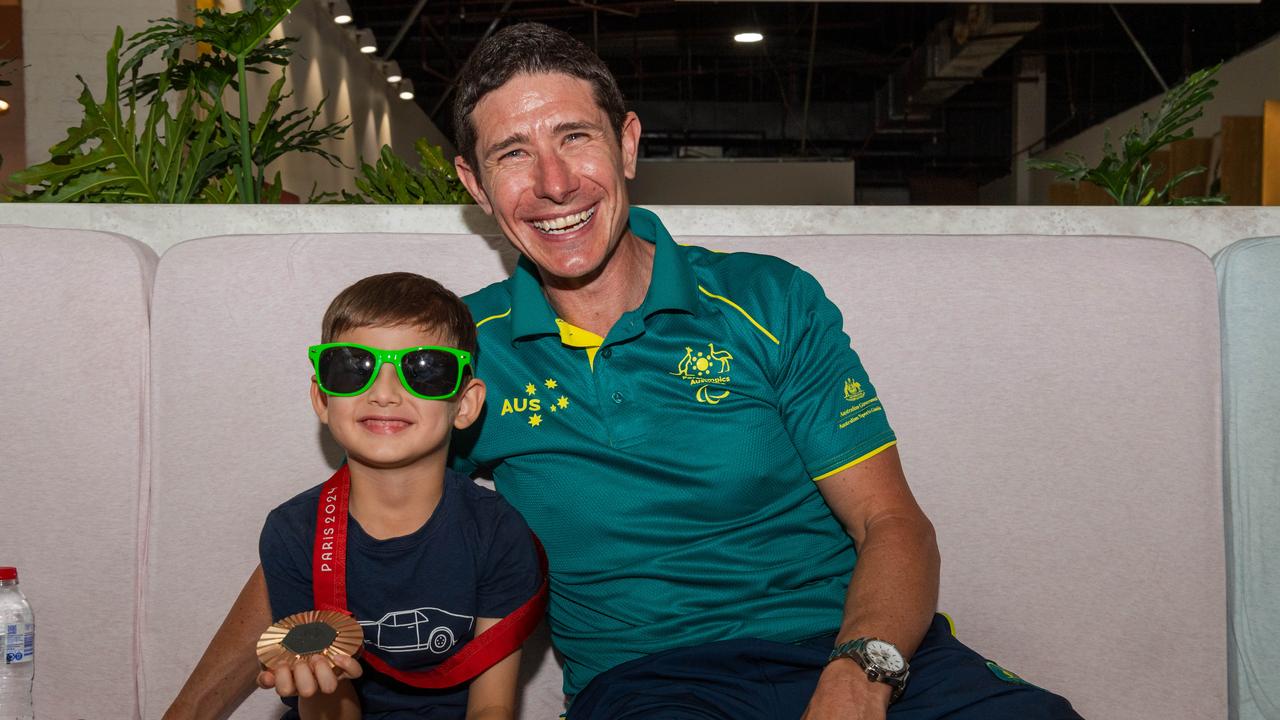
[
  {"x1": 0, "y1": 225, "x2": 156, "y2": 720},
  {"x1": 142, "y1": 232, "x2": 565, "y2": 719},
  {"x1": 1216, "y1": 236, "x2": 1280, "y2": 720},
  {"x1": 711, "y1": 233, "x2": 1224, "y2": 720}
]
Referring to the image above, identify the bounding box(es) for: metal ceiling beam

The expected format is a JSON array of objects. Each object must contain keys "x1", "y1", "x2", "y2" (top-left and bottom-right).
[
  {"x1": 382, "y1": 0, "x2": 431, "y2": 60},
  {"x1": 430, "y1": 0, "x2": 517, "y2": 118},
  {"x1": 1108, "y1": 4, "x2": 1168, "y2": 91}
]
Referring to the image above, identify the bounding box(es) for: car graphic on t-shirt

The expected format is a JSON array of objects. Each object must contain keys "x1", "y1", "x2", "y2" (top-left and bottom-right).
[{"x1": 358, "y1": 607, "x2": 475, "y2": 654}]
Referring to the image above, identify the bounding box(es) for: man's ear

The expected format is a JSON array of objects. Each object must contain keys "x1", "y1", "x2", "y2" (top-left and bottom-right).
[
  {"x1": 454, "y1": 156, "x2": 493, "y2": 214},
  {"x1": 452, "y1": 376, "x2": 486, "y2": 431},
  {"x1": 620, "y1": 111, "x2": 642, "y2": 180},
  {"x1": 310, "y1": 377, "x2": 331, "y2": 424}
]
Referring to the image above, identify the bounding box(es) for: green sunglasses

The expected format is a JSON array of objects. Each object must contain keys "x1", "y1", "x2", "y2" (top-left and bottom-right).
[{"x1": 308, "y1": 343, "x2": 473, "y2": 401}]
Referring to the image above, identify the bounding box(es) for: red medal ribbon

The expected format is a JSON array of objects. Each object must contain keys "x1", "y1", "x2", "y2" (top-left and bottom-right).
[{"x1": 312, "y1": 464, "x2": 549, "y2": 689}]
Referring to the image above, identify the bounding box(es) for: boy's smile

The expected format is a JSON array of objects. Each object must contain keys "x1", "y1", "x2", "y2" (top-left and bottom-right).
[{"x1": 357, "y1": 414, "x2": 413, "y2": 435}]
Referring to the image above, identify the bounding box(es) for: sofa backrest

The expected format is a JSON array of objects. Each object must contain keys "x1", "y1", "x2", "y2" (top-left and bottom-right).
[
  {"x1": 138, "y1": 230, "x2": 1225, "y2": 719},
  {"x1": 1216, "y1": 236, "x2": 1280, "y2": 720},
  {"x1": 0, "y1": 226, "x2": 157, "y2": 720}
]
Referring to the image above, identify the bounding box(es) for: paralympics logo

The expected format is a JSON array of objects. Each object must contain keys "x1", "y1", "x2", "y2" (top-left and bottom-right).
[{"x1": 670, "y1": 343, "x2": 734, "y2": 405}]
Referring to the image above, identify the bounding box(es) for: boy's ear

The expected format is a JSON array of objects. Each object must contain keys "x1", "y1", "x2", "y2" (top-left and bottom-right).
[
  {"x1": 310, "y1": 376, "x2": 331, "y2": 424},
  {"x1": 452, "y1": 376, "x2": 486, "y2": 431}
]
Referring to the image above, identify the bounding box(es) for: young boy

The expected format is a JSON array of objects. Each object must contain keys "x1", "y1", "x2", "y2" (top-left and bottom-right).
[{"x1": 258, "y1": 272, "x2": 543, "y2": 720}]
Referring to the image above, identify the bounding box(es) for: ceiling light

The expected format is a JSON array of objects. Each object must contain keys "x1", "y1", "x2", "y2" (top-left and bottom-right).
[
  {"x1": 0, "y1": 98, "x2": 9, "y2": 115},
  {"x1": 734, "y1": 32, "x2": 764, "y2": 43},
  {"x1": 398, "y1": 80, "x2": 415, "y2": 101},
  {"x1": 356, "y1": 28, "x2": 377, "y2": 54},
  {"x1": 330, "y1": 0, "x2": 352, "y2": 25},
  {"x1": 384, "y1": 61, "x2": 403, "y2": 84}
]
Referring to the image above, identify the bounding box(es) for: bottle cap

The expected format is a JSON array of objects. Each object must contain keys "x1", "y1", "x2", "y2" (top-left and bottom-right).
[{"x1": 0, "y1": 567, "x2": 16, "y2": 581}]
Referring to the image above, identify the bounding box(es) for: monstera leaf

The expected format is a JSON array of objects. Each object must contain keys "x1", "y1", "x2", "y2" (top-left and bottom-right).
[{"x1": 8, "y1": 29, "x2": 234, "y2": 202}]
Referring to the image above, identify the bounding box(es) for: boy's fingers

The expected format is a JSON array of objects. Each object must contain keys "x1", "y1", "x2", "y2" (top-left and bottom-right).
[
  {"x1": 292, "y1": 661, "x2": 319, "y2": 698},
  {"x1": 271, "y1": 664, "x2": 297, "y2": 698},
  {"x1": 333, "y1": 653, "x2": 363, "y2": 679},
  {"x1": 310, "y1": 656, "x2": 340, "y2": 695},
  {"x1": 256, "y1": 668, "x2": 277, "y2": 690}
]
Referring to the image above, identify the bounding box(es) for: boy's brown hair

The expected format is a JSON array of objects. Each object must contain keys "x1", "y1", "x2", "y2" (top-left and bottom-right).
[{"x1": 321, "y1": 272, "x2": 477, "y2": 357}]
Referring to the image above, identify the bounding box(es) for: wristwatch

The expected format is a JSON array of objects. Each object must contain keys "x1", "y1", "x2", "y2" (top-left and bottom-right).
[{"x1": 827, "y1": 637, "x2": 910, "y2": 702}]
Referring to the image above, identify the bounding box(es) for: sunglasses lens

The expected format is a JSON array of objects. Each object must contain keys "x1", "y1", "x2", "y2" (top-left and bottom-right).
[
  {"x1": 318, "y1": 346, "x2": 377, "y2": 394},
  {"x1": 402, "y1": 349, "x2": 460, "y2": 397}
]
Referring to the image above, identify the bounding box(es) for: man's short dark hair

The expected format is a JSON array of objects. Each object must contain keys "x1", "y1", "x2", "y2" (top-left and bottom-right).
[
  {"x1": 321, "y1": 272, "x2": 477, "y2": 357},
  {"x1": 453, "y1": 22, "x2": 626, "y2": 171}
]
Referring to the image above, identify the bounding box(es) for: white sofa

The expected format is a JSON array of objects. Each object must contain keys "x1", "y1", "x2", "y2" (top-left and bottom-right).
[{"x1": 1, "y1": 221, "x2": 1234, "y2": 720}]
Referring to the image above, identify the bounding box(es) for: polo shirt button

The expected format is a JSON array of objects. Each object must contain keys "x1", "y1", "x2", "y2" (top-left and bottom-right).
[
  {"x1": 601, "y1": 347, "x2": 613, "y2": 359},
  {"x1": 611, "y1": 391, "x2": 624, "y2": 404}
]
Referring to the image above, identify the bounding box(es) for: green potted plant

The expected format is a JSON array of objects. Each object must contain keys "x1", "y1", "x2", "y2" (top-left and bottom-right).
[
  {"x1": 6, "y1": 0, "x2": 347, "y2": 203},
  {"x1": 1028, "y1": 64, "x2": 1226, "y2": 206}
]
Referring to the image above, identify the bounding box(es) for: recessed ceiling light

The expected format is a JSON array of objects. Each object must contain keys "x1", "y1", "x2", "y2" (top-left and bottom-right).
[
  {"x1": 0, "y1": 98, "x2": 10, "y2": 115},
  {"x1": 734, "y1": 32, "x2": 764, "y2": 43},
  {"x1": 357, "y1": 29, "x2": 377, "y2": 54}
]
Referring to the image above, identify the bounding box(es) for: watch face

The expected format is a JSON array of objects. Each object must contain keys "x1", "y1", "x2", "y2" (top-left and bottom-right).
[{"x1": 864, "y1": 639, "x2": 905, "y2": 672}]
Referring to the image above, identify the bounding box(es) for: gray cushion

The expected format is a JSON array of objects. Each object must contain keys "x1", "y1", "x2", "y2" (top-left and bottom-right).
[{"x1": 1217, "y1": 236, "x2": 1280, "y2": 720}]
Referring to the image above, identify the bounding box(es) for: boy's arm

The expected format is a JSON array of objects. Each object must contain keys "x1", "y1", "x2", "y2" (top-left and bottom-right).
[
  {"x1": 163, "y1": 567, "x2": 272, "y2": 720},
  {"x1": 464, "y1": 617, "x2": 522, "y2": 720}
]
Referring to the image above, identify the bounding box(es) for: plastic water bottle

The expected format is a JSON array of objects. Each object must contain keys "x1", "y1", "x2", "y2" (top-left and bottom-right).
[{"x1": 0, "y1": 567, "x2": 34, "y2": 720}]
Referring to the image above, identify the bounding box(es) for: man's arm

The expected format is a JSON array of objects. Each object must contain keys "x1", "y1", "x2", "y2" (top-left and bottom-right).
[
  {"x1": 163, "y1": 566, "x2": 273, "y2": 720},
  {"x1": 801, "y1": 445, "x2": 940, "y2": 720},
  {"x1": 464, "y1": 617, "x2": 523, "y2": 720}
]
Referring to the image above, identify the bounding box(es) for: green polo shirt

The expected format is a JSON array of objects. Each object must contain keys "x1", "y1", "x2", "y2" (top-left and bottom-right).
[{"x1": 453, "y1": 207, "x2": 896, "y2": 696}]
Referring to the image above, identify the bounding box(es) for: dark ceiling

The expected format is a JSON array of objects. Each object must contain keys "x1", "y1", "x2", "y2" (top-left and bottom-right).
[{"x1": 349, "y1": 0, "x2": 1280, "y2": 191}]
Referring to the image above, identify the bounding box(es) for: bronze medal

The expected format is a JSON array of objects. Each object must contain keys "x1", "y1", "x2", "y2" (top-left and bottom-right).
[{"x1": 256, "y1": 609, "x2": 364, "y2": 668}]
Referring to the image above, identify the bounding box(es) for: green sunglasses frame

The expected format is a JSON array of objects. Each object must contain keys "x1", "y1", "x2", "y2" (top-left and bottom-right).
[{"x1": 308, "y1": 342, "x2": 473, "y2": 401}]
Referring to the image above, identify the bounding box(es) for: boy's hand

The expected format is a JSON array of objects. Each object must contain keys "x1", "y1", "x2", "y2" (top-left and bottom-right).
[{"x1": 259, "y1": 653, "x2": 363, "y2": 698}]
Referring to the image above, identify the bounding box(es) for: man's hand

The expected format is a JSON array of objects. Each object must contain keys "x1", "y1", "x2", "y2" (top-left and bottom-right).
[
  {"x1": 800, "y1": 660, "x2": 892, "y2": 720},
  {"x1": 259, "y1": 653, "x2": 363, "y2": 698}
]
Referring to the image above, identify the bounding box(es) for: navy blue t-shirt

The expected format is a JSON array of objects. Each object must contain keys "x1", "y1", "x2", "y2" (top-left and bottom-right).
[{"x1": 259, "y1": 468, "x2": 542, "y2": 719}]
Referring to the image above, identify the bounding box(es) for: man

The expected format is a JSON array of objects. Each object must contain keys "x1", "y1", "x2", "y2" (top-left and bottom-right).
[{"x1": 166, "y1": 22, "x2": 1079, "y2": 720}]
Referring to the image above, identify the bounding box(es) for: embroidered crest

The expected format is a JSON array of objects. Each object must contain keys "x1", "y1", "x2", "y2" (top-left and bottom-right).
[{"x1": 670, "y1": 343, "x2": 734, "y2": 405}]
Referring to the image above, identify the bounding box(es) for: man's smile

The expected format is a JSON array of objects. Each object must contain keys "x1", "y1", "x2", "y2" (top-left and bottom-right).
[{"x1": 529, "y1": 204, "x2": 597, "y2": 235}]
